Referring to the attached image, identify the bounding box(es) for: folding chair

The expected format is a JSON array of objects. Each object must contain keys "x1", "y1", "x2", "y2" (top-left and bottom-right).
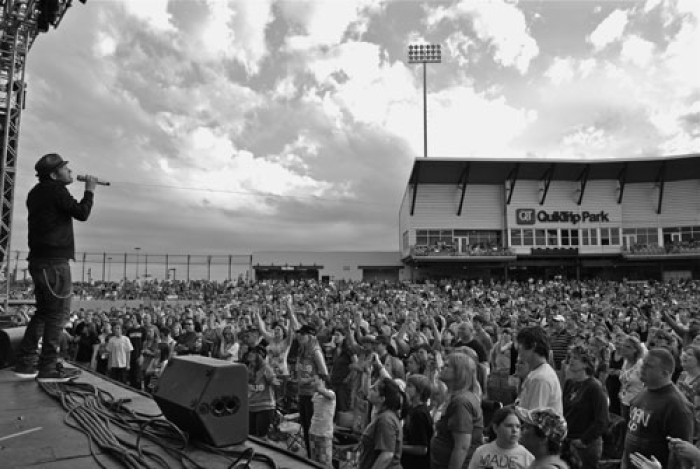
[{"x1": 277, "y1": 411, "x2": 304, "y2": 453}]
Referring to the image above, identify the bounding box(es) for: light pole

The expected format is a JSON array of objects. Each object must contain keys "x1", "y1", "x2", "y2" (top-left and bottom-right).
[
  {"x1": 135, "y1": 247, "x2": 141, "y2": 280},
  {"x1": 107, "y1": 257, "x2": 112, "y2": 281},
  {"x1": 407, "y1": 43, "x2": 442, "y2": 158}
]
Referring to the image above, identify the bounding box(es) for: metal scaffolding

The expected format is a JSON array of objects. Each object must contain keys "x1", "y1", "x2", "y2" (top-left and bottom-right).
[{"x1": 0, "y1": 0, "x2": 85, "y2": 306}]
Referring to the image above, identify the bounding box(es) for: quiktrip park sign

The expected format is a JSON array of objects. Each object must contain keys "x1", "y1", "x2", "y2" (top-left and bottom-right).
[{"x1": 516, "y1": 209, "x2": 610, "y2": 225}]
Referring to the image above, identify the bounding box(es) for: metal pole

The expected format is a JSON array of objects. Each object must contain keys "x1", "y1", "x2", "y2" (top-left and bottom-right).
[
  {"x1": 102, "y1": 252, "x2": 106, "y2": 282},
  {"x1": 423, "y1": 62, "x2": 427, "y2": 158}
]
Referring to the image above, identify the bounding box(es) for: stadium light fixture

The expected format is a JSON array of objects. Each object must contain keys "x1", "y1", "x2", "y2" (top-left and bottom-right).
[{"x1": 407, "y1": 43, "x2": 442, "y2": 158}]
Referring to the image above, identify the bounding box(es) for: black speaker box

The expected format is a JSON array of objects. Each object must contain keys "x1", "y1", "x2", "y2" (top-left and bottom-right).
[
  {"x1": 0, "y1": 326, "x2": 25, "y2": 368},
  {"x1": 153, "y1": 355, "x2": 248, "y2": 447}
]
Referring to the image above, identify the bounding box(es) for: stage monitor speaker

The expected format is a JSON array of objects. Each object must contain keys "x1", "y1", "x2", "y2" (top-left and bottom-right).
[
  {"x1": 153, "y1": 355, "x2": 248, "y2": 447},
  {"x1": 0, "y1": 326, "x2": 26, "y2": 368}
]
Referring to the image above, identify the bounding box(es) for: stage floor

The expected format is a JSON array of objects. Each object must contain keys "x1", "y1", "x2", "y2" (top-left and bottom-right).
[{"x1": 0, "y1": 365, "x2": 319, "y2": 469}]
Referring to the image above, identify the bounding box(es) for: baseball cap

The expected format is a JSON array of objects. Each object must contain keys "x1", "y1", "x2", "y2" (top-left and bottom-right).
[
  {"x1": 552, "y1": 315, "x2": 565, "y2": 322},
  {"x1": 515, "y1": 407, "x2": 567, "y2": 444},
  {"x1": 296, "y1": 324, "x2": 317, "y2": 335}
]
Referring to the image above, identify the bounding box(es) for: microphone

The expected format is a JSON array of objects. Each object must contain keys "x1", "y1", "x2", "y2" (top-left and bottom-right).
[{"x1": 77, "y1": 175, "x2": 111, "y2": 186}]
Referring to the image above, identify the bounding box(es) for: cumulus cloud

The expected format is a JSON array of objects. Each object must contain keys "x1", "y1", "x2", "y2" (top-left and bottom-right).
[
  {"x1": 428, "y1": 0, "x2": 539, "y2": 73},
  {"x1": 588, "y1": 9, "x2": 629, "y2": 50}
]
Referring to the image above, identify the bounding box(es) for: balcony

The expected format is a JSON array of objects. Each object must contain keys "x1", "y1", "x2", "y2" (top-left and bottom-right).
[
  {"x1": 408, "y1": 243, "x2": 516, "y2": 261},
  {"x1": 622, "y1": 241, "x2": 700, "y2": 259}
]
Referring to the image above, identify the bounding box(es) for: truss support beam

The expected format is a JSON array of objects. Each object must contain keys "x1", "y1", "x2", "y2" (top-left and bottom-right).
[
  {"x1": 456, "y1": 162, "x2": 470, "y2": 216},
  {"x1": 617, "y1": 164, "x2": 627, "y2": 204},
  {"x1": 656, "y1": 161, "x2": 666, "y2": 215},
  {"x1": 506, "y1": 164, "x2": 519, "y2": 205},
  {"x1": 576, "y1": 164, "x2": 590, "y2": 206},
  {"x1": 538, "y1": 164, "x2": 555, "y2": 205},
  {"x1": 410, "y1": 163, "x2": 420, "y2": 216}
]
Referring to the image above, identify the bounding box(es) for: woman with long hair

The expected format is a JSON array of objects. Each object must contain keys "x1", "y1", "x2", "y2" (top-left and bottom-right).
[
  {"x1": 218, "y1": 324, "x2": 239, "y2": 362},
  {"x1": 619, "y1": 335, "x2": 645, "y2": 422},
  {"x1": 295, "y1": 322, "x2": 328, "y2": 457},
  {"x1": 75, "y1": 321, "x2": 99, "y2": 368},
  {"x1": 606, "y1": 333, "x2": 626, "y2": 416},
  {"x1": 562, "y1": 347, "x2": 609, "y2": 469},
  {"x1": 357, "y1": 377, "x2": 404, "y2": 469},
  {"x1": 468, "y1": 406, "x2": 534, "y2": 469},
  {"x1": 678, "y1": 345, "x2": 700, "y2": 443},
  {"x1": 402, "y1": 374, "x2": 434, "y2": 469},
  {"x1": 254, "y1": 308, "x2": 296, "y2": 409},
  {"x1": 430, "y1": 352, "x2": 484, "y2": 469},
  {"x1": 141, "y1": 325, "x2": 161, "y2": 390},
  {"x1": 247, "y1": 344, "x2": 276, "y2": 438},
  {"x1": 90, "y1": 322, "x2": 112, "y2": 375}
]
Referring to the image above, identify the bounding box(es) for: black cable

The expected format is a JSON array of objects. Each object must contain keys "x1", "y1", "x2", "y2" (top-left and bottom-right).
[{"x1": 38, "y1": 380, "x2": 280, "y2": 469}]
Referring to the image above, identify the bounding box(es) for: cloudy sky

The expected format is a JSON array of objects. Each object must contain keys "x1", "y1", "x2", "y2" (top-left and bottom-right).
[{"x1": 11, "y1": 0, "x2": 700, "y2": 259}]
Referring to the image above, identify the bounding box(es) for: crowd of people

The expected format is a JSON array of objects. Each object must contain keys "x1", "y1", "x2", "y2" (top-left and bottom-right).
[{"x1": 56, "y1": 277, "x2": 700, "y2": 469}]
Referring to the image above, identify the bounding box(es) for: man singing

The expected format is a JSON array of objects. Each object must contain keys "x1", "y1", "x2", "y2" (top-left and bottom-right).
[{"x1": 14, "y1": 153, "x2": 97, "y2": 382}]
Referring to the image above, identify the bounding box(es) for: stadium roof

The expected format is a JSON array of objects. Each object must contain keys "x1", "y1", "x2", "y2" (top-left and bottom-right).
[{"x1": 407, "y1": 153, "x2": 700, "y2": 185}]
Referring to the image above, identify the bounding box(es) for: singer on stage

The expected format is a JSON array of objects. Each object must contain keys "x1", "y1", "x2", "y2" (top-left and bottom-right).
[{"x1": 14, "y1": 153, "x2": 98, "y2": 383}]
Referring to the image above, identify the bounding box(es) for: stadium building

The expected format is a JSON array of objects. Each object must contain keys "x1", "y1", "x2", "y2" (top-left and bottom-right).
[{"x1": 399, "y1": 154, "x2": 700, "y2": 282}]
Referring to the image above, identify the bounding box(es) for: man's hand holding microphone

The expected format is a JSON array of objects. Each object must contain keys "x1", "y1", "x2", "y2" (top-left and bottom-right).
[{"x1": 77, "y1": 174, "x2": 110, "y2": 192}]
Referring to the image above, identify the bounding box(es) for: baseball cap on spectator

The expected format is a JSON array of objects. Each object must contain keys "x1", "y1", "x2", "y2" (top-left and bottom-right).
[
  {"x1": 515, "y1": 407, "x2": 568, "y2": 444},
  {"x1": 654, "y1": 329, "x2": 673, "y2": 342},
  {"x1": 297, "y1": 324, "x2": 317, "y2": 335},
  {"x1": 360, "y1": 335, "x2": 378, "y2": 345},
  {"x1": 251, "y1": 344, "x2": 268, "y2": 359},
  {"x1": 552, "y1": 315, "x2": 565, "y2": 322}
]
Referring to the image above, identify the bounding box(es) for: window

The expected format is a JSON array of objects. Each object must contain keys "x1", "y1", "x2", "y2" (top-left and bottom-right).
[
  {"x1": 581, "y1": 228, "x2": 598, "y2": 246},
  {"x1": 601, "y1": 228, "x2": 621, "y2": 246},
  {"x1": 560, "y1": 229, "x2": 579, "y2": 246},
  {"x1": 511, "y1": 229, "x2": 522, "y2": 246},
  {"x1": 403, "y1": 231, "x2": 409, "y2": 250},
  {"x1": 523, "y1": 229, "x2": 534, "y2": 246},
  {"x1": 416, "y1": 230, "x2": 428, "y2": 246},
  {"x1": 547, "y1": 229, "x2": 558, "y2": 246},
  {"x1": 610, "y1": 228, "x2": 620, "y2": 245},
  {"x1": 535, "y1": 229, "x2": 546, "y2": 246},
  {"x1": 561, "y1": 230, "x2": 570, "y2": 246}
]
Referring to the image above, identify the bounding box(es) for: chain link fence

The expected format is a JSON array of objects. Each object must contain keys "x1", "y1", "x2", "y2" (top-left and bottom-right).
[{"x1": 2, "y1": 251, "x2": 253, "y2": 287}]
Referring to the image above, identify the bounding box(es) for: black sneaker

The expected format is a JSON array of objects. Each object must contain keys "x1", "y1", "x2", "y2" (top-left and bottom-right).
[
  {"x1": 37, "y1": 363, "x2": 81, "y2": 383},
  {"x1": 14, "y1": 364, "x2": 39, "y2": 379}
]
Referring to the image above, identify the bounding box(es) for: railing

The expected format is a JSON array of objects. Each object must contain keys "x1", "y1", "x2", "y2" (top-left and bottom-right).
[
  {"x1": 410, "y1": 244, "x2": 514, "y2": 257},
  {"x1": 623, "y1": 243, "x2": 700, "y2": 255}
]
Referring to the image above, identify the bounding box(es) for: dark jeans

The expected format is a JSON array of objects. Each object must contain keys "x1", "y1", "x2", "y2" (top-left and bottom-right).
[
  {"x1": 298, "y1": 394, "x2": 313, "y2": 456},
  {"x1": 18, "y1": 259, "x2": 72, "y2": 372},
  {"x1": 570, "y1": 437, "x2": 603, "y2": 469},
  {"x1": 110, "y1": 367, "x2": 128, "y2": 384},
  {"x1": 249, "y1": 409, "x2": 274, "y2": 437},
  {"x1": 129, "y1": 356, "x2": 143, "y2": 390},
  {"x1": 332, "y1": 381, "x2": 352, "y2": 413}
]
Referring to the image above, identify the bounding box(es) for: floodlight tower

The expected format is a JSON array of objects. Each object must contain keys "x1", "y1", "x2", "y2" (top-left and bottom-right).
[
  {"x1": 407, "y1": 43, "x2": 442, "y2": 158},
  {"x1": 0, "y1": 0, "x2": 87, "y2": 305}
]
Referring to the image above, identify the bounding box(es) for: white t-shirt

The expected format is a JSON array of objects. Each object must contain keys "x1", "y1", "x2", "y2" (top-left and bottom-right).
[
  {"x1": 106, "y1": 336, "x2": 134, "y2": 369},
  {"x1": 309, "y1": 389, "x2": 336, "y2": 438},
  {"x1": 518, "y1": 362, "x2": 563, "y2": 415},
  {"x1": 468, "y1": 441, "x2": 535, "y2": 469}
]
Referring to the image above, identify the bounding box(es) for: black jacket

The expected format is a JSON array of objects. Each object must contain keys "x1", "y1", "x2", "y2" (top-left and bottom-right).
[{"x1": 27, "y1": 179, "x2": 93, "y2": 260}]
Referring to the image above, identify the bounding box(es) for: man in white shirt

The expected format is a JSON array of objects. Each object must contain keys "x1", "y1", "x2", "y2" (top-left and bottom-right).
[{"x1": 516, "y1": 326, "x2": 563, "y2": 415}]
